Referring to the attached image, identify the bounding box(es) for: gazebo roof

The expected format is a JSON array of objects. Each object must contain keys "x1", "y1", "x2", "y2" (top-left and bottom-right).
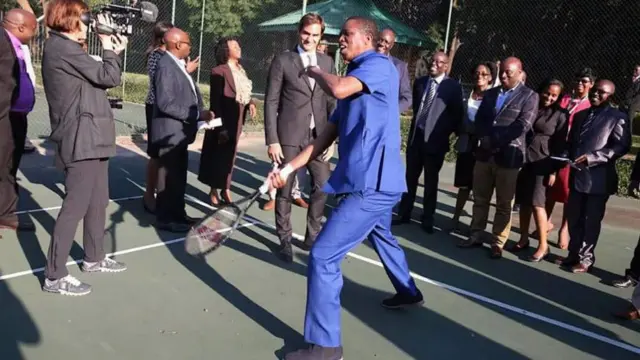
[{"x1": 257, "y1": 0, "x2": 434, "y2": 48}]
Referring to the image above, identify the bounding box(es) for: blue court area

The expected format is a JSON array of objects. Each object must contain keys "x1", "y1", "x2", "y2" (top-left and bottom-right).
[{"x1": 1, "y1": 137, "x2": 640, "y2": 359}]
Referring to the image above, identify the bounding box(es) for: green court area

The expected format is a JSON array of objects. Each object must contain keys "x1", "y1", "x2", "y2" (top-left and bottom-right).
[{"x1": 1, "y1": 139, "x2": 640, "y2": 359}]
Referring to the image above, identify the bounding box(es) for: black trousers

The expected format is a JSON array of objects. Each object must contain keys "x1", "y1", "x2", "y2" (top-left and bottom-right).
[
  {"x1": 566, "y1": 190, "x2": 609, "y2": 267},
  {"x1": 45, "y1": 159, "x2": 109, "y2": 280},
  {"x1": 0, "y1": 112, "x2": 27, "y2": 223},
  {"x1": 397, "y1": 131, "x2": 446, "y2": 227},
  {"x1": 625, "y1": 236, "x2": 640, "y2": 280},
  {"x1": 276, "y1": 130, "x2": 330, "y2": 245},
  {"x1": 156, "y1": 145, "x2": 189, "y2": 223}
]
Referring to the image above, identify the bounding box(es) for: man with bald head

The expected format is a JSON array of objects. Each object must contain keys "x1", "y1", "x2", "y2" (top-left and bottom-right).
[
  {"x1": 0, "y1": 8, "x2": 37, "y2": 236},
  {"x1": 458, "y1": 56, "x2": 538, "y2": 259},
  {"x1": 558, "y1": 79, "x2": 631, "y2": 273},
  {"x1": 151, "y1": 27, "x2": 213, "y2": 232},
  {"x1": 393, "y1": 50, "x2": 464, "y2": 233},
  {"x1": 376, "y1": 28, "x2": 411, "y2": 113}
]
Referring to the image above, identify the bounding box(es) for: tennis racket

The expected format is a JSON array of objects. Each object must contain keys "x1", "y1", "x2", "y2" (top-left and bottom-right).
[{"x1": 184, "y1": 165, "x2": 276, "y2": 257}]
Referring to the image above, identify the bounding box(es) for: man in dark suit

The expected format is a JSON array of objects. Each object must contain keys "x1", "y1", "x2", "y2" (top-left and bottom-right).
[
  {"x1": 264, "y1": 13, "x2": 336, "y2": 261},
  {"x1": 393, "y1": 51, "x2": 464, "y2": 233},
  {"x1": 151, "y1": 28, "x2": 213, "y2": 232},
  {"x1": 0, "y1": 9, "x2": 37, "y2": 236},
  {"x1": 559, "y1": 79, "x2": 631, "y2": 273},
  {"x1": 458, "y1": 57, "x2": 538, "y2": 259},
  {"x1": 621, "y1": 64, "x2": 640, "y2": 134},
  {"x1": 376, "y1": 28, "x2": 412, "y2": 113}
]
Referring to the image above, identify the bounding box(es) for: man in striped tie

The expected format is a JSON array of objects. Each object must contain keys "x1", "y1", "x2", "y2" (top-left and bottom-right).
[
  {"x1": 558, "y1": 79, "x2": 631, "y2": 273},
  {"x1": 392, "y1": 51, "x2": 464, "y2": 233}
]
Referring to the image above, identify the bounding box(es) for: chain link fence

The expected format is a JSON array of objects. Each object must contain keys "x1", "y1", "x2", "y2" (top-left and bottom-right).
[{"x1": 6, "y1": 0, "x2": 640, "y2": 140}]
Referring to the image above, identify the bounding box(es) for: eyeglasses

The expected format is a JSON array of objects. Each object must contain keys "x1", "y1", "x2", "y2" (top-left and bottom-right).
[{"x1": 474, "y1": 72, "x2": 491, "y2": 77}]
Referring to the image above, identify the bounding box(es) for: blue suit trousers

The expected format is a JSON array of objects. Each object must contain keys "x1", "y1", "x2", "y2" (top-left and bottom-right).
[{"x1": 304, "y1": 189, "x2": 420, "y2": 347}]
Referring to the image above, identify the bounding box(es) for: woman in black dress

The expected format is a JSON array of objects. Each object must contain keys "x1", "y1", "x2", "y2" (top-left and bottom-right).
[
  {"x1": 449, "y1": 62, "x2": 495, "y2": 233},
  {"x1": 198, "y1": 37, "x2": 256, "y2": 205},
  {"x1": 510, "y1": 79, "x2": 568, "y2": 262}
]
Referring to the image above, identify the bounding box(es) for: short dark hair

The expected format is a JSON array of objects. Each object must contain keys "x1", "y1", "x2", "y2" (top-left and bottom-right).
[
  {"x1": 215, "y1": 36, "x2": 239, "y2": 65},
  {"x1": 575, "y1": 67, "x2": 596, "y2": 83},
  {"x1": 298, "y1": 13, "x2": 325, "y2": 34},
  {"x1": 537, "y1": 78, "x2": 565, "y2": 97},
  {"x1": 472, "y1": 61, "x2": 496, "y2": 80},
  {"x1": 346, "y1": 16, "x2": 379, "y2": 44},
  {"x1": 45, "y1": 0, "x2": 89, "y2": 33}
]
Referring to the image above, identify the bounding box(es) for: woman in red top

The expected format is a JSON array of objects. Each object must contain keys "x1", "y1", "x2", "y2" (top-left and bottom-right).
[{"x1": 543, "y1": 68, "x2": 595, "y2": 249}]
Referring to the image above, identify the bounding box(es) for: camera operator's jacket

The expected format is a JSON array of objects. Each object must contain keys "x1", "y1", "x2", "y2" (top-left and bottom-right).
[{"x1": 41, "y1": 31, "x2": 122, "y2": 169}]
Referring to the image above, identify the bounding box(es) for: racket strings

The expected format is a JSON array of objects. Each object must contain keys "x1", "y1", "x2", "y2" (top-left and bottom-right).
[{"x1": 185, "y1": 206, "x2": 243, "y2": 255}]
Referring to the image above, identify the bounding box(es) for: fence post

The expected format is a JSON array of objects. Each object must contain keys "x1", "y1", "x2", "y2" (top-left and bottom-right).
[
  {"x1": 196, "y1": 0, "x2": 205, "y2": 84},
  {"x1": 444, "y1": 0, "x2": 453, "y2": 52},
  {"x1": 171, "y1": 0, "x2": 176, "y2": 24}
]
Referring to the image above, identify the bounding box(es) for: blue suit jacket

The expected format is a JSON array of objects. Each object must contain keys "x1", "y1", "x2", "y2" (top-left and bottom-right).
[
  {"x1": 567, "y1": 106, "x2": 631, "y2": 195},
  {"x1": 390, "y1": 55, "x2": 412, "y2": 113},
  {"x1": 324, "y1": 50, "x2": 406, "y2": 195},
  {"x1": 407, "y1": 75, "x2": 464, "y2": 154},
  {"x1": 474, "y1": 84, "x2": 539, "y2": 168}
]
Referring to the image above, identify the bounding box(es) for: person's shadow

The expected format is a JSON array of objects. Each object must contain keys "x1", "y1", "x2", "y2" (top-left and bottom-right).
[{"x1": 0, "y1": 269, "x2": 41, "y2": 360}]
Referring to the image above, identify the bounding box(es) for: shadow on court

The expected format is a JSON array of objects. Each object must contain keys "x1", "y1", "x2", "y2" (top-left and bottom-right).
[{"x1": 0, "y1": 269, "x2": 41, "y2": 360}]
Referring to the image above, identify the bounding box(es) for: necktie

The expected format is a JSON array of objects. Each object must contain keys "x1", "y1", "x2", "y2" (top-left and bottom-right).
[
  {"x1": 417, "y1": 80, "x2": 436, "y2": 129},
  {"x1": 579, "y1": 111, "x2": 596, "y2": 138},
  {"x1": 306, "y1": 53, "x2": 316, "y2": 129}
]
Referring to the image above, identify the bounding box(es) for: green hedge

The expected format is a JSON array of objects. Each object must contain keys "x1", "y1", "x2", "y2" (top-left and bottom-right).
[{"x1": 72, "y1": 71, "x2": 639, "y2": 199}]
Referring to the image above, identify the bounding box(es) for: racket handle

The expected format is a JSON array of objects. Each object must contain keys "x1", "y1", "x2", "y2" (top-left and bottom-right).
[{"x1": 259, "y1": 163, "x2": 281, "y2": 195}]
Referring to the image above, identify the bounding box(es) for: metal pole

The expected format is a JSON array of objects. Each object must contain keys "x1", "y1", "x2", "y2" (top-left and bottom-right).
[
  {"x1": 444, "y1": 0, "x2": 453, "y2": 52},
  {"x1": 122, "y1": 0, "x2": 131, "y2": 99},
  {"x1": 302, "y1": 0, "x2": 307, "y2": 15},
  {"x1": 197, "y1": 0, "x2": 205, "y2": 84},
  {"x1": 171, "y1": 0, "x2": 176, "y2": 24}
]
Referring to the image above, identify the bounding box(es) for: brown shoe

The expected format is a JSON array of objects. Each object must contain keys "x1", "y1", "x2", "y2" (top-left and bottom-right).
[
  {"x1": 612, "y1": 305, "x2": 640, "y2": 320},
  {"x1": 285, "y1": 345, "x2": 344, "y2": 360},
  {"x1": 489, "y1": 244, "x2": 503, "y2": 259},
  {"x1": 293, "y1": 197, "x2": 309, "y2": 208},
  {"x1": 262, "y1": 200, "x2": 275, "y2": 211}
]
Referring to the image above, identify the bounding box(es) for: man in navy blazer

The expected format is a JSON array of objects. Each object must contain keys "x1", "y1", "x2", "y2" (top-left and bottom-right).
[
  {"x1": 151, "y1": 28, "x2": 214, "y2": 232},
  {"x1": 559, "y1": 79, "x2": 631, "y2": 273},
  {"x1": 393, "y1": 51, "x2": 464, "y2": 233},
  {"x1": 376, "y1": 28, "x2": 412, "y2": 113},
  {"x1": 458, "y1": 57, "x2": 538, "y2": 259}
]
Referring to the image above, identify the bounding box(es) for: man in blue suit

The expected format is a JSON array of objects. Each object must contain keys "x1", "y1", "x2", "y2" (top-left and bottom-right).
[
  {"x1": 376, "y1": 28, "x2": 412, "y2": 113},
  {"x1": 267, "y1": 16, "x2": 423, "y2": 360}
]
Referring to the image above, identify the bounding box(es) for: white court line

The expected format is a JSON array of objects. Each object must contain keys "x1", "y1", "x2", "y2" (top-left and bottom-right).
[
  {"x1": 0, "y1": 221, "x2": 258, "y2": 282},
  {"x1": 5, "y1": 194, "x2": 640, "y2": 354}
]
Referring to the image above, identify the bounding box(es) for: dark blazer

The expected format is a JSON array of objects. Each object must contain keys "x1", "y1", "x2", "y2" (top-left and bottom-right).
[
  {"x1": 622, "y1": 79, "x2": 640, "y2": 119},
  {"x1": 474, "y1": 84, "x2": 539, "y2": 168},
  {"x1": 390, "y1": 55, "x2": 412, "y2": 113},
  {"x1": 41, "y1": 31, "x2": 122, "y2": 169},
  {"x1": 525, "y1": 106, "x2": 568, "y2": 163},
  {"x1": 151, "y1": 52, "x2": 204, "y2": 156},
  {"x1": 264, "y1": 49, "x2": 336, "y2": 146},
  {"x1": 208, "y1": 64, "x2": 254, "y2": 143},
  {"x1": 0, "y1": 30, "x2": 18, "y2": 127},
  {"x1": 566, "y1": 106, "x2": 631, "y2": 195},
  {"x1": 407, "y1": 75, "x2": 464, "y2": 154}
]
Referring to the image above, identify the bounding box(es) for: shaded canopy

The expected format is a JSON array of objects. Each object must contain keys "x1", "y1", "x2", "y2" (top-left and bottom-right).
[{"x1": 257, "y1": 0, "x2": 434, "y2": 48}]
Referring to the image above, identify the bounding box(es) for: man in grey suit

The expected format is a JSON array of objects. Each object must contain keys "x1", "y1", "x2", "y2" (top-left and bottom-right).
[
  {"x1": 393, "y1": 51, "x2": 464, "y2": 233},
  {"x1": 458, "y1": 57, "x2": 538, "y2": 259},
  {"x1": 376, "y1": 28, "x2": 412, "y2": 113},
  {"x1": 264, "y1": 13, "x2": 336, "y2": 262},
  {"x1": 559, "y1": 79, "x2": 631, "y2": 273},
  {"x1": 151, "y1": 28, "x2": 214, "y2": 232}
]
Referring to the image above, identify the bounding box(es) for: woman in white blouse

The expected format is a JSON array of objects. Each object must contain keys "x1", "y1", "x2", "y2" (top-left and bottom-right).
[{"x1": 449, "y1": 62, "x2": 495, "y2": 233}]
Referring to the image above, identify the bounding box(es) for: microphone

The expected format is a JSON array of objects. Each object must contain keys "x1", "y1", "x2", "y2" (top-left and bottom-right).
[{"x1": 138, "y1": 1, "x2": 159, "y2": 23}]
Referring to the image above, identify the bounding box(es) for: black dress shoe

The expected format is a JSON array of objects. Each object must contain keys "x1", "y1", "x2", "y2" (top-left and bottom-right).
[
  {"x1": 279, "y1": 242, "x2": 293, "y2": 263},
  {"x1": 382, "y1": 290, "x2": 424, "y2": 309},
  {"x1": 155, "y1": 221, "x2": 191, "y2": 233},
  {"x1": 391, "y1": 217, "x2": 410, "y2": 226},
  {"x1": 181, "y1": 215, "x2": 200, "y2": 226}
]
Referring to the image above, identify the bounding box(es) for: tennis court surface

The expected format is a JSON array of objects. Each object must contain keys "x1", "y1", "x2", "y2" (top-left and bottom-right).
[{"x1": 2, "y1": 135, "x2": 640, "y2": 360}]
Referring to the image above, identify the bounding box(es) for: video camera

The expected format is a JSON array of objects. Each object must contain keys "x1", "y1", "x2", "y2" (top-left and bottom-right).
[{"x1": 91, "y1": 1, "x2": 159, "y2": 37}]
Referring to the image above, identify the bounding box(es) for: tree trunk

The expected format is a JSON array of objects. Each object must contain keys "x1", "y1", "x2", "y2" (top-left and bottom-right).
[{"x1": 446, "y1": 27, "x2": 461, "y2": 75}]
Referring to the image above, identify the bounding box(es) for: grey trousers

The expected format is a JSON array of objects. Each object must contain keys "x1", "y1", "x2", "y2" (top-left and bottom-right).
[{"x1": 45, "y1": 159, "x2": 109, "y2": 280}]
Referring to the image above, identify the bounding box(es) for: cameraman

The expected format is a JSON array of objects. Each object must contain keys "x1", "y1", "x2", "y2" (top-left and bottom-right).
[{"x1": 41, "y1": 0, "x2": 128, "y2": 296}]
